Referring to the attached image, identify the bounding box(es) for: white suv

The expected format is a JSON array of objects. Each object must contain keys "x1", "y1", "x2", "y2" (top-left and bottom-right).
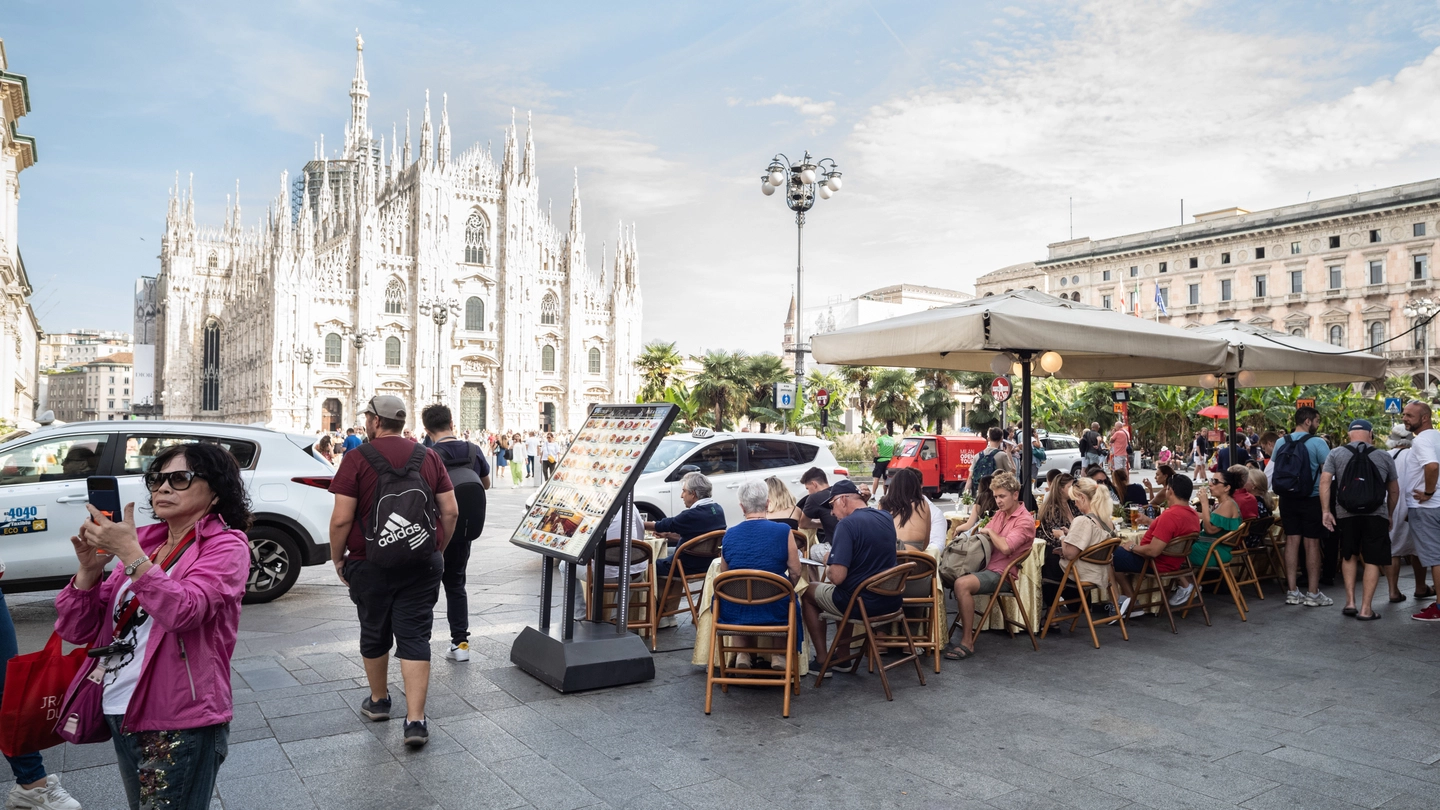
[
  {"x1": 0, "y1": 421, "x2": 336, "y2": 603},
  {"x1": 632, "y1": 430, "x2": 849, "y2": 524}
]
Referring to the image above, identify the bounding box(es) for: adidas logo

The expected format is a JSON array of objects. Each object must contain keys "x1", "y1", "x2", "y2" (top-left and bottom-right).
[{"x1": 378, "y1": 513, "x2": 430, "y2": 550}]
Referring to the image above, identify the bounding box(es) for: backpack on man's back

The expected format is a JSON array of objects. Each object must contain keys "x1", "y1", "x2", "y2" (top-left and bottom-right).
[
  {"x1": 358, "y1": 443, "x2": 441, "y2": 567},
  {"x1": 969, "y1": 449, "x2": 1000, "y2": 494},
  {"x1": 437, "y1": 439, "x2": 487, "y2": 543},
  {"x1": 1272, "y1": 433, "x2": 1317, "y2": 499},
  {"x1": 1336, "y1": 443, "x2": 1387, "y2": 515}
]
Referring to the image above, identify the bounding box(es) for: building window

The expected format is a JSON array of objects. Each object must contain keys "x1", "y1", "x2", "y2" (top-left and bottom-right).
[
  {"x1": 325, "y1": 333, "x2": 342, "y2": 364},
  {"x1": 465, "y1": 210, "x2": 489, "y2": 264},
  {"x1": 1255, "y1": 276, "x2": 1267, "y2": 297},
  {"x1": 541, "y1": 345, "x2": 556, "y2": 372},
  {"x1": 384, "y1": 279, "x2": 404, "y2": 315},
  {"x1": 1102, "y1": 295, "x2": 1112, "y2": 309},
  {"x1": 1220, "y1": 279, "x2": 1232, "y2": 301},
  {"x1": 1369, "y1": 321, "x2": 1385, "y2": 349},
  {"x1": 1329, "y1": 325, "x2": 1344, "y2": 347},
  {"x1": 207, "y1": 252, "x2": 217, "y2": 268},
  {"x1": 1158, "y1": 262, "x2": 1167, "y2": 273},
  {"x1": 1102, "y1": 269, "x2": 1111, "y2": 281},
  {"x1": 1157, "y1": 287, "x2": 1169, "y2": 308},
  {"x1": 1221, "y1": 252, "x2": 1231, "y2": 265},
  {"x1": 1188, "y1": 284, "x2": 1200, "y2": 305},
  {"x1": 588, "y1": 347, "x2": 601, "y2": 374},
  {"x1": 1290, "y1": 270, "x2": 1304, "y2": 293},
  {"x1": 1129, "y1": 266, "x2": 1138, "y2": 278},
  {"x1": 1416, "y1": 222, "x2": 1428, "y2": 238},
  {"x1": 1188, "y1": 257, "x2": 1198, "y2": 269},
  {"x1": 1255, "y1": 246, "x2": 1266, "y2": 259},
  {"x1": 540, "y1": 293, "x2": 559, "y2": 326},
  {"x1": 108, "y1": 387, "x2": 114, "y2": 395},
  {"x1": 465, "y1": 297, "x2": 485, "y2": 331},
  {"x1": 1415, "y1": 255, "x2": 1429, "y2": 280},
  {"x1": 107, "y1": 400, "x2": 114, "y2": 409},
  {"x1": 1059, "y1": 277, "x2": 1067, "y2": 287},
  {"x1": 1328, "y1": 265, "x2": 1342, "y2": 290},
  {"x1": 1291, "y1": 241, "x2": 1302, "y2": 254},
  {"x1": 1290, "y1": 327, "x2": 1304, "y2": 337},
  {"x1": 201, "y1": 319, "x2": 221, "y2": 412},
  {"x1": 385, "y1": 337, "x2": 401, "y2": 367},
  {"x1": 1369, "y1": 260, "x2": 1385, "y2": 285},
  {"x1": 1328, "y1": 235, "x2": 1341, "y2": 249},
  {"x1": 1370, "y1": 229, "x2": 1382, "y2": 243}
]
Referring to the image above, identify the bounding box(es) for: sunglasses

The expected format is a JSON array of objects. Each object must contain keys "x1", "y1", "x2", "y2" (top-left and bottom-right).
[{"x1": 144, "y1": 470, "x2": 205, "y2": 492}]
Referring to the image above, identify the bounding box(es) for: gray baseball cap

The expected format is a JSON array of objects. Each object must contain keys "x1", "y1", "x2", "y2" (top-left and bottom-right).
[{"x1": 361, "y1": 395, "x2": 407, "y2": 421}]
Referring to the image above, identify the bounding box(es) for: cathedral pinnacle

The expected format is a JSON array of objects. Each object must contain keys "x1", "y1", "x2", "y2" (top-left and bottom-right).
[
  {"x1": 522, "y1": 110, "x2": 535, "y2": 179},
  {"x1": 420, "y1": 89, "x2": 433, "y2": 166},
  {"x1": 438, "y1": 92, "x2": 451, "y2": 168},
  {"x1": 569, "y1": 167, "x2": 582, "y2": 235},
  {"x1": 348, "y1": 31, "x2": 370, "y2": 160},
  {"x1": 403, "y1": 110, "x2": 412, "y2": 166}
]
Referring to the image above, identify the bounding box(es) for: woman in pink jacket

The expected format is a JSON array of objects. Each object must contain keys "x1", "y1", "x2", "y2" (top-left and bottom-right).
[{"x1": 55, "y1": 442, "x2": 250, "y2": 810}]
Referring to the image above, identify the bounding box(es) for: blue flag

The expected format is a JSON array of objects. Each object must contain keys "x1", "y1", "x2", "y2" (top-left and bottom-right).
[{"x1": 1154, "y1": 282, "x2": 1168, "y2": 316}]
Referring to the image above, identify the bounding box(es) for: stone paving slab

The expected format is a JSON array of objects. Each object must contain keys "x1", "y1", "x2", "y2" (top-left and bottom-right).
[{"x1": 8, "y1": 483, "x2": 1440, "y2": 809}]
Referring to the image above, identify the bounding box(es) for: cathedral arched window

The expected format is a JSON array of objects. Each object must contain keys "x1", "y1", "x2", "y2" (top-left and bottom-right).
[
  {"x1": 384, "y1": 279, "x2": 404, "y2": 315},
  {"x1": 465, "y1": 297, "x2": 485, "y2": 331},
  {"x1": 385, "y1": 337, "x2": 401, "y2": 367},
  {"x1": 207, "y1": 252, "x2": 218, "y2": 269},
  {"x1": 588, "y1": 347, "x2": 601, "y2": 375},
  {"x1": 325, "y1": 333, "x2": 342, "y2": 364},
  {"x1": 201, "y1": 319, "x2": 221, "y2": 412},
  {"x1": 540, "y1": 292, "x2": 559, "y2": 326},
  {"x1": 465, "y1": 210, "x2": 489, "y2": 264},
  {"x1": 541, "y1": 345, "x2": 556, "y2": 372}
]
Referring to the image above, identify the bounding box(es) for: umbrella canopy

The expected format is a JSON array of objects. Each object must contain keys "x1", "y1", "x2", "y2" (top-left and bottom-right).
[
  {"x1": 809, "y1": 289, "x2": 1231, "y2": 381},
  {"x1": 1127, "y1": 320, "x2": 1387, "y2": 387},
  {"x1": 1196, "y1": 405, "x2": 1230, "y2": 419}
]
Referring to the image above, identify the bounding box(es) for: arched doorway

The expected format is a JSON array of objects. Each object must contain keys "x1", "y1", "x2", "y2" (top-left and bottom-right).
[
  {"x1": 460, "y1": 383, "x2": 487, "y2": 432},
  {"x1": 321, "y1": 398, "x2": 343, "y2": 432},
  {"x1": 540, "y1": 402, "x2": 556, "y2": 431}
]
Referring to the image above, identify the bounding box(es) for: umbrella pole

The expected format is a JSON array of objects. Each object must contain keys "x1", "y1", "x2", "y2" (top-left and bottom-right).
[
  {"x1": 1021, "y1": 352, "x2": 1034, "y2": 510},
  {"x1": 1227, "y1": 374, "x2": 1237, "y2": 467}
]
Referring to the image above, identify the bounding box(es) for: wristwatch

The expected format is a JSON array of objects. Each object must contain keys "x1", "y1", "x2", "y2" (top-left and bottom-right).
[{"x1": 123, "y1": 556, "x2": 147, "y2": 577}]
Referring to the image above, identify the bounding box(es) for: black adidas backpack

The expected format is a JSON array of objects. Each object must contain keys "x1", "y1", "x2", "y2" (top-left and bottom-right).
[{"x1": 358, "y1": 443, "x2": 440, "y2": 567}]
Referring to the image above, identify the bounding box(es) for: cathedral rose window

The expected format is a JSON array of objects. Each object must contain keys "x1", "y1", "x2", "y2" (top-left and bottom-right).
[
  {"x1": 465, "y1": 210, "x2": 488, "y2": 264},
  {"x1": 540, "y1": 292, "x2": 559, "y2": 326},
  {"x1": 384, "y1": 278, "x2": 405, "y2": 315}
]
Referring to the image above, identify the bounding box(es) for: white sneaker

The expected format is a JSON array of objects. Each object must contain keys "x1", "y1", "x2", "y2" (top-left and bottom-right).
[
  {"x1": 770, "y1": 656, "x2": 787, "y2": 671},
  {"x1": 1304, "y1": 591, "x2": 1334, "y2": 607},
  {"x1": 1169, "y1": 583, "x2": 1195, "y2": 607},
  {"x1": 1285, "y1": 590, "x2": 1303, "y2": 605},
  {"x1": 1117, "y1": 596, "x2": 1132, "y2": 617},
  {"x1": 734, "y1": 653, "x2": 753, "y2": 669},
  {"x1": 446, "y1": 642, "x2": 471, "y2": 662},
  {"x1": 7, "y1": 775, "x2": 82, "y2": 810}
]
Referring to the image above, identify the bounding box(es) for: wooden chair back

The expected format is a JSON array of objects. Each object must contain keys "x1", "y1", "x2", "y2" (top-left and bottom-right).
[
  {"x1": 597, "y1": 539, "x2": 654, "y2": 568},
  {"x1": 1216, "y1": 522, "x2": 1249, "y2": 550},
  {"x1": 588, "y1": 539, "x2": 659, "y2": 648},
  {"x1": 813, "y1": 562, "x2": 927, "y2": 700},
  {"x1": 706, "y1": 569, "x2": 800, "y2": 718},
  {"x1": 678, "y1": 529, "x2": 725, "y2": 559},
  {"x1": 713, "y1": 570, "x2": 792, "y2": 609},
  {"x1": 897, "y1": 551, "x2": 941, "y2": 673},
  {"x1": 1076, "y1": 536, "x2": 1121, "y2": 569},
  {"x1": 658, "y1": 529, "x2": 725, "y2": 624},
  {"x1": 1160, "y1": 532, "x2": 1200, "y2": 557}
]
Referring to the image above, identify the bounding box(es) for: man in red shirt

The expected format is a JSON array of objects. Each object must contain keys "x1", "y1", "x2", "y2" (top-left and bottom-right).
[
  {"x1": 1111, "y1": 473, "x2": 1200, "y2": 614},
  {"x1": 329, "y1": 396, "x2": 458, "y2": 748}
]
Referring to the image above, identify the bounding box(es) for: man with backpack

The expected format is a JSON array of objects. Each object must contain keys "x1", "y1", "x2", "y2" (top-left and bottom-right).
[
  {"x1": 328, "y1": 396, "x2": 459, "y2": 748},
  {"x1": 421, "y1": 404, "x2": 491, "y2": 663},
  {"x1": 968, "y1": 427, "x2": 1014, "y2": 496},
  {"x1": 1319, "y1": 419, "x2": 1399, "y2": 620},
  {"x1": 1270, "y1": 406, "x2": 1332, "y2": 606}
]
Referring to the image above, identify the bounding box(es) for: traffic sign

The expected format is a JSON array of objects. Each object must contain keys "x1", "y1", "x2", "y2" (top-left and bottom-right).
[
  {"x1": 1111, "y1": 389, "x2": 1129, "y2": 403},
  {"x1": 775, "y1": 383, "x2": 797, "y2": 410},
  {"x1": 1113, "y1": 403, "x2": 1125, "y2": 413},
  {"x1": 990, "y1": 377, "x2": 1012, "y2": 403},
  {"x1": 1385, "y1": 397, "x2": 1403, "y2": 415},
  {"x1": 1296, "y1": 397, "x2": 1316, "y2": 410},
  {"x1": 815, "y1": 388, "x2": 830, "y2": 409}
]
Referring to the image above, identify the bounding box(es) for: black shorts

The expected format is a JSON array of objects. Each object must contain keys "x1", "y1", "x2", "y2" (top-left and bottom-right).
[
  {"x1": 1336, "y1": 515, "x2": 1391, "y2": 567},
  {"x1": 1278, "y1": 494, "x2": 1324, "y2": 539},
  {"x1": 873, "y1": 460, "x2": 891, "y2": 480},
  {"x1": 344, "y1": 553, "x2": 444, "y2": 661}
]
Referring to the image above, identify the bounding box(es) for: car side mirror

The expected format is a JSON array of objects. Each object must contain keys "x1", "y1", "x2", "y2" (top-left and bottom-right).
[{"x1": 667, "y1": 463, "x2": 701, "y2": 483}]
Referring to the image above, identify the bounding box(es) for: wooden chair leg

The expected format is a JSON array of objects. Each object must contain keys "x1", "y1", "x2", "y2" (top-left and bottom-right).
[
  {"x1": 1078, "y1": 586, "x2": 1099, "y2": 649},
  {"x1": 704, "y1": 621, "x2": 718, "y2": 715},
  {"x1": 898, "y1": 615, "x2": 927, "y2": 687},
  {"x1": 1010, "y1": 587, "x2": 1039, "y2": 652},
  {"x1": 1110, "y1": 583, "x2": 1129, "y2": 642}
]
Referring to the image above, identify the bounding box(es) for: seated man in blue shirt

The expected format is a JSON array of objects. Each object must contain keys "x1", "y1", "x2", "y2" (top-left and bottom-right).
[{"x1": 649, "y1": 471, "x2": 727, "y2": 577}]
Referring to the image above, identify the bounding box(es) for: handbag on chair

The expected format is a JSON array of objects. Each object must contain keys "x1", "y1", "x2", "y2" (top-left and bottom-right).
[{"x1": 938, "y1": 531, "x2": 992, "y2": 587}]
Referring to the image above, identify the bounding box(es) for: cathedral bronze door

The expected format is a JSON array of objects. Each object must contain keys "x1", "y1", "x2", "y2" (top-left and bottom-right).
[
  {"x1": 321, "y1": 398, "x2": 343, "y2": 432},
  {"x1": 540, "y1": 402, "x2": 555, "y2": 431},
  {"x1": 460, "y1": 383, "x2": 486, "y2": 432}
]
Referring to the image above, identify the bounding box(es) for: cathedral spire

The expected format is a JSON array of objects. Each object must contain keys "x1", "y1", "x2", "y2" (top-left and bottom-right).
[
  {"x1": 502, "y1": 108, "x2": 517, "y2": 180},
  {"x1": 233, "y1": 179, "x2": 241, "y2": 235},
  {"x1": 569, "y1": 167, "x2": 582, "y2": 236},
  {"x1": 419, "y1": 90, "x2": 433, "y2": 166},
  {"x1": 438, "y1": 92, "x2": 451, "y2": 168},
  {"x1": 403, "y1": 110, "x2": 412, "y2": 167},
  {"x1": 347, "y1": 32, "x2": 369, "y2": 159},
  {"x1": 186, "y1": 173, "x2": 194, "y2": 227},
  {"x1": 522, "y1": 110, "x2": 535, "y2": 180}
]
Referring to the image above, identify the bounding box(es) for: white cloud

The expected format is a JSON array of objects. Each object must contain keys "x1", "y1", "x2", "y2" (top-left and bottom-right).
[{"x1": 754, "y1": 93, "x2": 837, "y2": 128}]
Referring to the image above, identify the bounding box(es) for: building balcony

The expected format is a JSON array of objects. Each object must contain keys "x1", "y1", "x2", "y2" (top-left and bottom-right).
[{"x1": 1384, "y1": 347, "x2": 1430, "y2": 363}]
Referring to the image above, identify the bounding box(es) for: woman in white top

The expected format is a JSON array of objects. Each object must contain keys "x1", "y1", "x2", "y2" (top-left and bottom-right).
[{"x1": 1059, "y1": 476, "x2": 1114, "y2": 590}]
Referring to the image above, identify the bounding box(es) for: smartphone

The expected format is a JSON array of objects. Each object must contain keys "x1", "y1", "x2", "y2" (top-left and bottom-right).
[{"x1": 87, "y1": 476, "x2": 122, "y2": 556}]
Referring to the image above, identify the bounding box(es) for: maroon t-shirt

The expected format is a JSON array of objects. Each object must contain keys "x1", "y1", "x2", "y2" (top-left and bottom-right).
[{"x1": 330, "y1": 436, "x2": 454, "y2": 559}]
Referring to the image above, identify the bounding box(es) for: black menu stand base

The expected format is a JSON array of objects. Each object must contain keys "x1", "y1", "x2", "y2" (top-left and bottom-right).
[{"x1": 510, "y1": 623, "x2": 655, "y2": 693}]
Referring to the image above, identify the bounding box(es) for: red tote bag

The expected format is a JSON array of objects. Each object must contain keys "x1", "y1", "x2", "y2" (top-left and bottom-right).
[{"x1": 0, "y1": 632, "x2": 88, "y2": 757}]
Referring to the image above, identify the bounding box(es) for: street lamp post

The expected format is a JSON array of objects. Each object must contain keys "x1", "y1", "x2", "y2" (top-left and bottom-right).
[
  {"x1": 298, "y1": 346, "x2": 315, "y2": 430},
  {"x1": 760, "y1": 151, "x2": 842, "y2": 394},
  {"x1": 418, "y1": 295, "x2": 460, "y2": 402},
  {"x1": 1403, "y1": 297, "x2": 1439, "y2": 398}
]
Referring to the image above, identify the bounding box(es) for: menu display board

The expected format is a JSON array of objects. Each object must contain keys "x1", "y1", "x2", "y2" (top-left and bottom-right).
[{"x1": 509, "y1": 403, "x2": 678, "y2": 563}]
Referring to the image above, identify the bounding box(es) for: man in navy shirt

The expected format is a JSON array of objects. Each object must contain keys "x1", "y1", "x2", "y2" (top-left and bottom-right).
[
  {"x1": 801, "y1": 479, "x2": 899, "y2": 670},
  {"x1": 649, "y1": 472, "x2": 727, "y2": 577}
]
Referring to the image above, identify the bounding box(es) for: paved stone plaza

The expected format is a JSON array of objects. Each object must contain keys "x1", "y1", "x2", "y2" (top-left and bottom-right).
[{"x1": 8, "y1": 484, "x2": 1440, "y2": 810}]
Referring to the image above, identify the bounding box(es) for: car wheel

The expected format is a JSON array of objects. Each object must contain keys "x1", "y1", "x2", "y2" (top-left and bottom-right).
[
  {"x1": 1071, "y1": 462, "x2": 1082, "y2": 476},
  {"x1": 243, "y1": 525, "x2": 302, "y2": 604}
]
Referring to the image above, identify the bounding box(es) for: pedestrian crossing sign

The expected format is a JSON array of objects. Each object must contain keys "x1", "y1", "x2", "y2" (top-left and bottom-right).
[{"x1": 1385, "y1": 397, "x2": 1403, "y2": 415}]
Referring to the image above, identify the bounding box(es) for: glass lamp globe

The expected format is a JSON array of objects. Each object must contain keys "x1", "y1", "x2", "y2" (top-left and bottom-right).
[
  {"x1": 1198, "y1": 374, "x2": 1219, "y2": 389},
  {"x1": 1236, "y1": 370, "x2": 1256, "y2": 387},
  {"x1": 826, "y1": 175, "x2": 842, "y2": 192},
  {"x1": 1039, "y1": 351, "x2": 1063, "y2": 373},
  {"x1": 769, "y1": 170, "x2": 785, "y2": 186},
  {"x1": 761, "y1": 180, "x2": 776, "y2": 196},
  {"x1": 989, "y1": 353, "x2": 1013, "y2": 375},
  {"x1": 1011, "y1": 361, "x2": 1024, "y2": 376},
  {"x1": 818, "y1": 186, "x2": 833, "y2": 199},
  {"x1": 800, "y1": 167, "x2": 817, "y2": 184}
]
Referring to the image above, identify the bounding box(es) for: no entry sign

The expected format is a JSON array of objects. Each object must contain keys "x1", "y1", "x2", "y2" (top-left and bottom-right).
[
  {"x1": 815, "y1": 388, "x2": 830, "y2": 409},
  {"x1": 991, "y1": 376, "x2": 1012, "y2": 403}
]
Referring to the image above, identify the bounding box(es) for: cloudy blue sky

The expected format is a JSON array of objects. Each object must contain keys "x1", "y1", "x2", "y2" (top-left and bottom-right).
[{"x1": 9, "y1": 0, "x2": 1440, "y2": 353}]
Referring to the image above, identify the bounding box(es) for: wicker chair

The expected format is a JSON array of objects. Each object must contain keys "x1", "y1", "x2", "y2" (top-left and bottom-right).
[{"x1": 706, "y1": 570, "x2": 801, "y2": 718}]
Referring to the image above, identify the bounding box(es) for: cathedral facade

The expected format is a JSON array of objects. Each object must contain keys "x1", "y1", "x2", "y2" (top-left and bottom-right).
[{"x1": 152, "y1": 36, "x2": 642, "y2": 433}]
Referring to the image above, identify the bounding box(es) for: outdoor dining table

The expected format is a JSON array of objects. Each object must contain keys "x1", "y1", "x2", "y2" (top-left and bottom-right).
[{"x1": 691, "y1": 558, "x2": 813, "y2": 675}]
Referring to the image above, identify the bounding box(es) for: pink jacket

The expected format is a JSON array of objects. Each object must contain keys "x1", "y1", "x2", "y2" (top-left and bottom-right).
[{"x1": 55, "y1": 513, "x2": 249, "y2": 732}]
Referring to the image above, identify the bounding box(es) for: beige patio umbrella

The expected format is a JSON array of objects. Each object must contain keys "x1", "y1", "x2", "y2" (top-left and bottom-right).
[{"x1": 809, "y1": 289, "x2": 1232, "y2": 496}]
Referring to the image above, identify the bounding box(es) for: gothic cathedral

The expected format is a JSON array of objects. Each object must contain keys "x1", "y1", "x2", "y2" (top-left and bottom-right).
[{"x1": 151, "y1": 35, "x2": 643, "y2": 433}]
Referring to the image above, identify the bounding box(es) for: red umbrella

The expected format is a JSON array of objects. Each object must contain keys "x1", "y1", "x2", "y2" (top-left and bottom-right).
[{"x1": 1196, "y1": 405, "x2": 1229, "y2": 419}]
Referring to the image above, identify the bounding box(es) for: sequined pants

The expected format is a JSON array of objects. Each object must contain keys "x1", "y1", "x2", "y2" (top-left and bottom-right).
[{"x1": 104, "y1": 716, "x2": 228, "y2": 810}]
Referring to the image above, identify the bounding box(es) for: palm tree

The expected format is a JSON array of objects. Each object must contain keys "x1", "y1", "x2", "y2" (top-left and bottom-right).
[
  {"x1": 690, "y1": 350, "x2": 749, "y2": 430},
  {"x1": 841, "y1": 366, "x2": 878, "y2": 428},
  {"x1": 871, "y1": 368, "x2": 918, "y2": 434},
  {"x1": 955, "y1": 371, "x2": 998, "y2": 432},
  {"x1": 916, "y1": 369, "x2": 960, "y2": 433},
  {"x1": 661, "y1": 383, "x2": 703, "y2": 432},
  {"x1": 743, "y1": 353, "x2": 792, "y2": 432},
  {"x1": 634, "y1": 341, "x2": 685, "y2": 402}
]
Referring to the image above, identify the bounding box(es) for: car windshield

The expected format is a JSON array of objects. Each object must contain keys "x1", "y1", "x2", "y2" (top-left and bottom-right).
[
  {"x1": 899, "y1": 438, "x2": 921, "y2": 457},
  {"x1": 643, "y1": 438, "x2": 698, "y2": 474}
]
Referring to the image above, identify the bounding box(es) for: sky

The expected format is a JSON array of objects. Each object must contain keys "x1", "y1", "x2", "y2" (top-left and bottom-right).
[{"x1": 10, "y1": 0, "x2": 1440, "y2": 355}]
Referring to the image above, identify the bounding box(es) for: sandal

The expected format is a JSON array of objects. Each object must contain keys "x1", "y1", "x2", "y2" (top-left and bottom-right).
[
  {"x1": 1415, "y1": 587, "x2": 1436, "y2": 599},
  {"x1": 1356, "y1": 613, "x2": 1382, "y2": 621},
  {"x1": 942, "y1": 643, "x2": 975, "y2": 660},
  {"x1": 1389, "y1": 595, "x2": 1407, "y2": 603},
  {"x1": 1342, "y1": 607, "x2": 1358, "y2": 616}
]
